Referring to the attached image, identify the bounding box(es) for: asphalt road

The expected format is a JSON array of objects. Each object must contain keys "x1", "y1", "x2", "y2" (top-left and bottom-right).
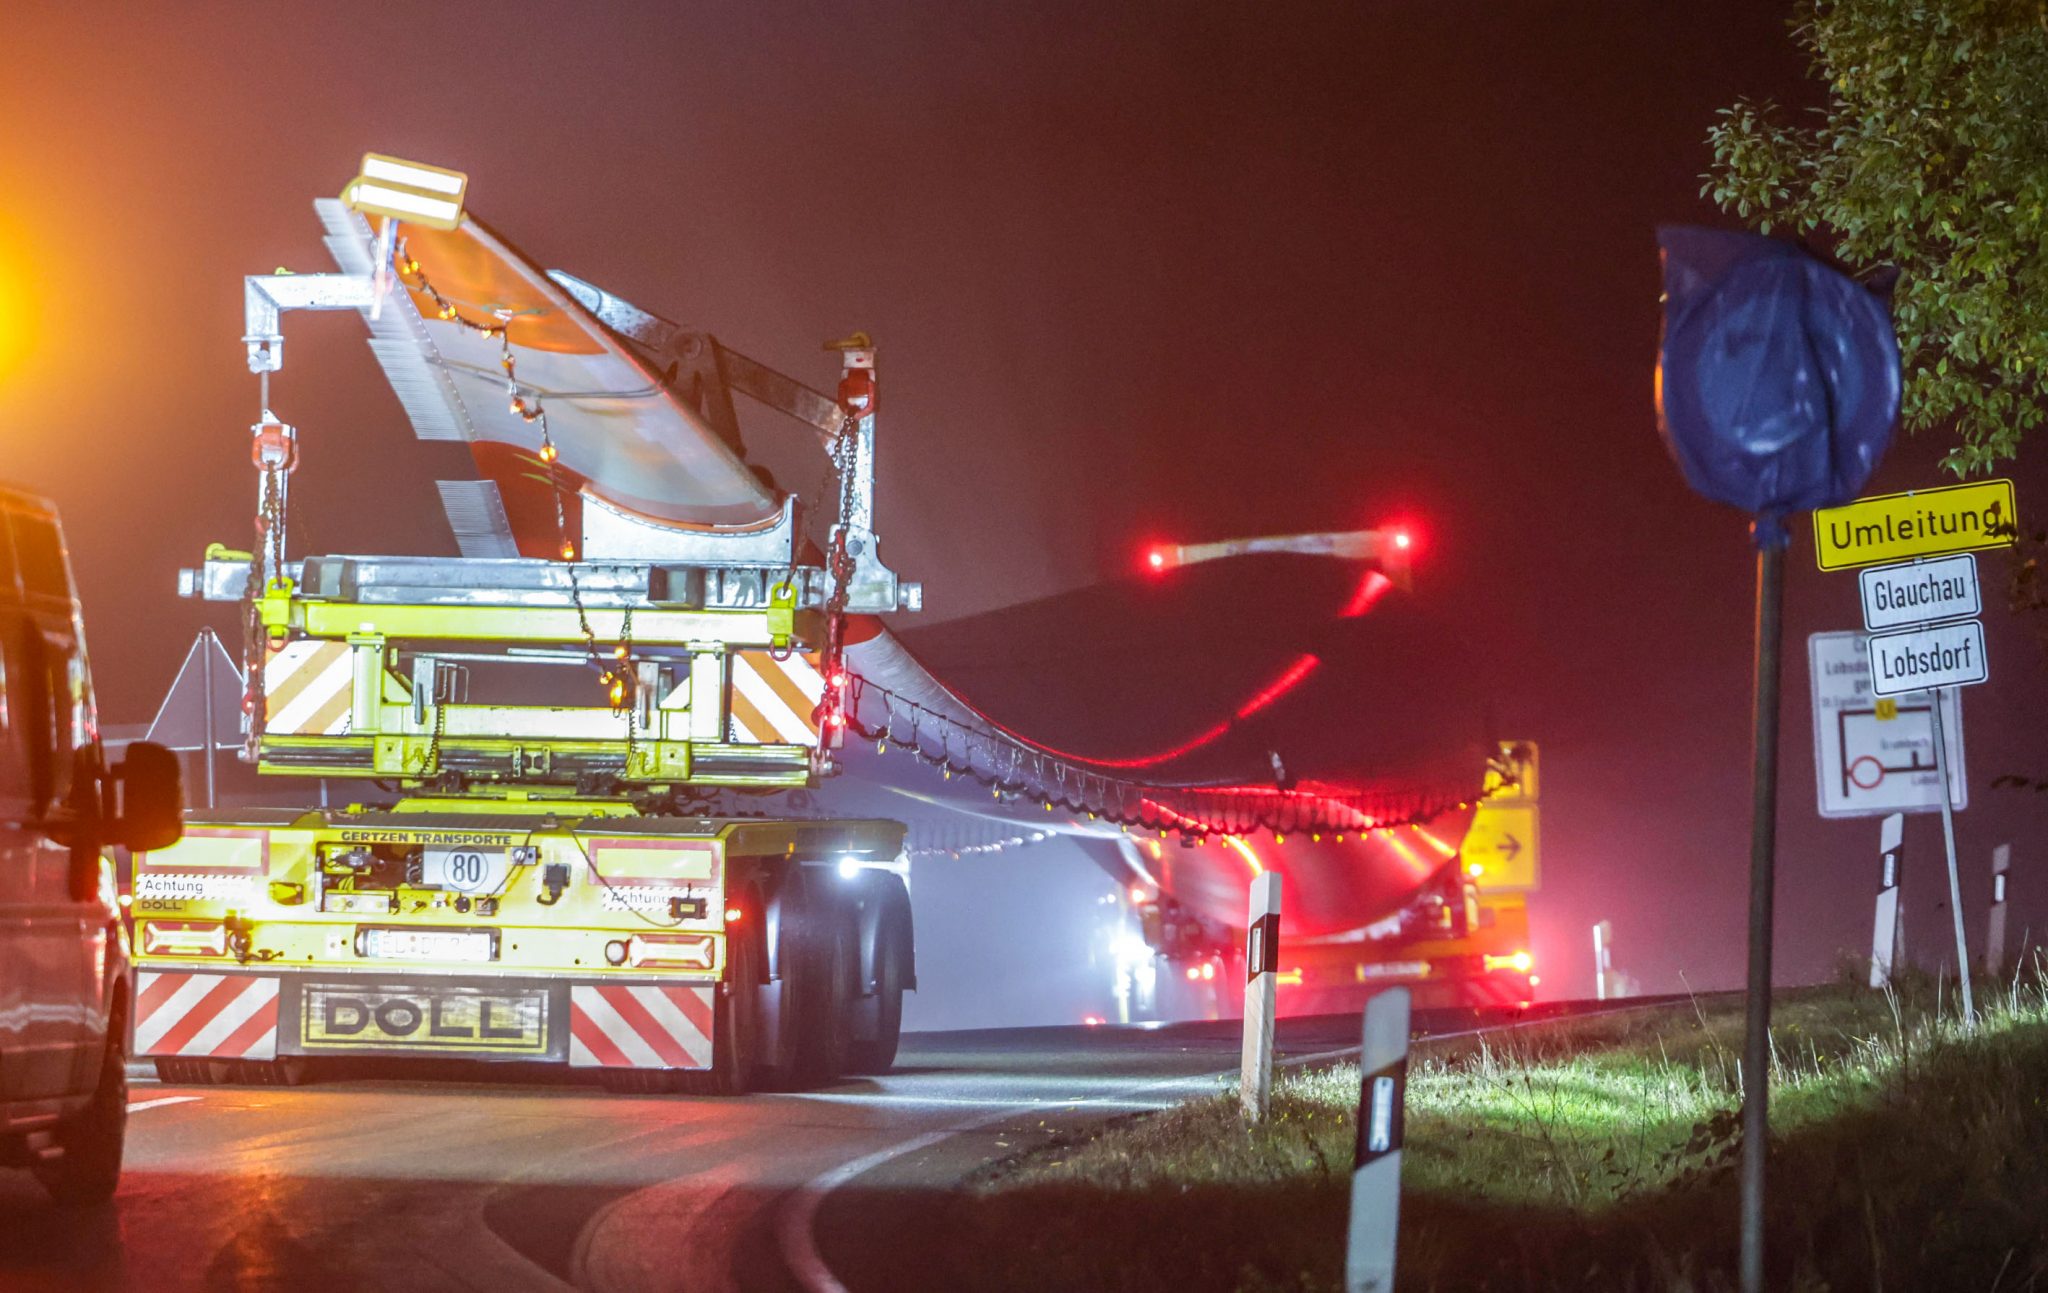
[{"x1": 0, "y1": 1006, "x2": 1577, "y2": 1293}]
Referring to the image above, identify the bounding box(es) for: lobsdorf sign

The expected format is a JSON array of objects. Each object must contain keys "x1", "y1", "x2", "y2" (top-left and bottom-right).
[{"x1": 1867, "y1": 620, "x2": 1988, "y2": 697}]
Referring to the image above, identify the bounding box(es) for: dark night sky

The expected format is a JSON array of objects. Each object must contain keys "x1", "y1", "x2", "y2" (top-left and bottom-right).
[{"x1": 2, "y1": 2, "x2": 2043, "y2": 1000}]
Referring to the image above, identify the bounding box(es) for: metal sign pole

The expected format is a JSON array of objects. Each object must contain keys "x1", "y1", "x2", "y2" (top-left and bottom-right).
[
  {"x1": 1927, "y1": 687, "x2": 1976, "y2": 1029},
  {"x1": 1870, "y1": 813, "x2": 1903, "y2": 988},
  {"x1": 1239, "y1": 871, "x2": 1282, "y2": 1122},
  {"x1": 200, "y1": 627, "x2": 218, "y2": 810},
  {"x1": 1738, "y1": 539, "x2": 1785, "y2": 1293},
  {"x1": 1987, "y1": 844, "x2": 2011, "y2": 980},
  {"x1": 1344, "y1": 986, "x2": 1411, "y2": 1293}
]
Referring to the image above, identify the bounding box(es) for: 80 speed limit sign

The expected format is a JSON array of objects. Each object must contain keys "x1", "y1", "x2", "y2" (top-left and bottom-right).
[{"x1": 422, "y1": 847, "x2": 512, "y2": 894}]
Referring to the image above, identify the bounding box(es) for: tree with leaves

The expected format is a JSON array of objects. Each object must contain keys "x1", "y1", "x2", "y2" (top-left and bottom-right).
[{"x1": 1705, "y1": 0, "x2": 2048, "y2": 476}]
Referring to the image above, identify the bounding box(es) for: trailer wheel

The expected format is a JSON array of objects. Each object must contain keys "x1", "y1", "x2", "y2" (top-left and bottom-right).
[
  {"x1": 153, "y1": 1057, "x2": 212, "y2": 1085},
  {"x1": 35, "y1": 998, "x2": 127, "y2": 1205},
  {"x1": 790, "y1": 901, "x2": 858, "y2": 1086},
  {"x1": 228, "y1": 1058, "x2": 308, "y2": 1087},
  {"x1": 677, "y1": 914, "x2": 762, "y2": 1096},
  {"x1": 846, "y1": 907, "x2": 909, "y2": 1074}
]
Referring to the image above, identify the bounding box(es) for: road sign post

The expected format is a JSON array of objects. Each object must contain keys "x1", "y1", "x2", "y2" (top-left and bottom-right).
[
  {"x1": 1240, "y1": 871, "x2": 1282, "y2": 1122},
  {"x1": 1851, "y1": 551, "x2": 1987, "y2": 1030},
  {"x1": 1654, "y1": 227, "x2": 1904, "y2": 1293},
  {"x1": 1344, "y1": 986, "x2": 1411, "y2": 1293},
  {"x1": 1988, "y1": 844, "x2": 2011, "y2": 977},
  {"x1": 1926, "y1": 685, "x2": 1975, "y2": 1027},
  {"x1": 1870, "y1": 813, "x2": 1904, "y2": 988},
  {"x1": 1738, "y1": 540, "x2": 1786, "y2": 1293},
  {"x1": 1593, "y1": 920, "x2": 1613, "y2": 1001}
]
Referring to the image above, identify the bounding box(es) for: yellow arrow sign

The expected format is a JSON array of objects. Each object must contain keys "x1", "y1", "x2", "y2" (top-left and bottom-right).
[
  {"x1": 1813, "y1": 478, "x2": 2017, "y2": 571},
  {"x1": 1461, "y1": 801, "x2": 1537, "y2": 891}
]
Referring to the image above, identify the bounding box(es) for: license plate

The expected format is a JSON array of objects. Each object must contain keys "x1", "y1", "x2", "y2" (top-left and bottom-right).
[
  {"x1": 421, "y1": 847, "x2": 512, "y2": 894},
  {"x1": 300, "y1": 982, "x2": 547, "y2": 1053},
  {"x1": 358, "y1": 926, "x2": 497, "y2": 963}
]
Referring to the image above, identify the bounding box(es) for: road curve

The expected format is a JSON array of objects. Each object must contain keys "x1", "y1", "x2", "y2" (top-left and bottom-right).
[{"x1": 0, "y1": 1005, "x2": 1626, "y2": 1292}]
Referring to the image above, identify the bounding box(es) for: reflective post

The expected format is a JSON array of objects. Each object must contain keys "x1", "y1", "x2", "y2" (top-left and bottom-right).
[
  {"x1": 1344, "y1": 986, "x2": 1411, "y2": 1293},
  {"x1": 1240, "y1": 871, "x2": 1282, "y2": 1122},
  {"x1": 1987, "y1": 844, "x2": 2011, "y2": 979},
  {"x1": 1870, "y1": 813, "x2": 1903, "y2": 988}
]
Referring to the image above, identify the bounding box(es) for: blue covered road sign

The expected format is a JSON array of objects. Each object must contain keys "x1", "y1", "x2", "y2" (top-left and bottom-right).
[{"x1": 1655, "y1": 227, "x2": 1899, "y2": 543}]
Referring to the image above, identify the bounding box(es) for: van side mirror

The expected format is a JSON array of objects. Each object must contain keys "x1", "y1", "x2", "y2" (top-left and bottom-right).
[{"x1": 108, "y1": 740, "x2": 183, "y2": 852}]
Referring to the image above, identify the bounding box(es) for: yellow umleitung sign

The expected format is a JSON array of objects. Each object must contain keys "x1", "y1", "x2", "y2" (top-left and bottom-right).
[{"x1": 1813, "y1": 479, "x2": 2017, "y2": 571}]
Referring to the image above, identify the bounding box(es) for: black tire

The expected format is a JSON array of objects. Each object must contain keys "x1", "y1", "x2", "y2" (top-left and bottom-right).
[
  {"x1": 676, "y1": 916, "x2": 762, "y2": 1096},
  {"x1": 846, "y1": 909, "x2": 908, "y2": 1075},
  {"x1": 35, "y1": 998, "x2": 127, "y2": 1205},
  {"x1": 598, "y1": 1068, "x2": 686, "y2": 1094},
  {"x1": 153, "y1": 1057, "x2": 206, "y2": 1085},
  {"x1": 790, "y1": 900, "x2": 858, "y2": 1087},
  {"x1": 228, "y1": 1058, "x2": 308, "y2": 1087}
]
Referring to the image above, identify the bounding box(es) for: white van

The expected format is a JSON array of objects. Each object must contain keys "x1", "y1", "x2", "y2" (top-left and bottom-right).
[{"x1": 0, "y1": 487, "x2": 181, "y2": 1204}]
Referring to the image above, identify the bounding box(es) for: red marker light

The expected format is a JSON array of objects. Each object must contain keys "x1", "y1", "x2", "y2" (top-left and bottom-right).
[
  {"x1": 1128, "y1": 884, "x2": 1149, "y2": 904},
  {"x1": 1392, "y1": 530, "x2": 1412, "y2": 550},
  {"x1": 1146, "y1": 547, "x2": 1168, "y2": 573}
]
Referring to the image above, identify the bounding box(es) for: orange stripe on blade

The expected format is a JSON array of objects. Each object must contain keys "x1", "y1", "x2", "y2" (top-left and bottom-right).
[
  {"x1": 263, "y1": 644, "x2": 344, "y2": 719},
  {"x1": 744, "y1": 652, "x2": 822, "y2": 731},
  {"x1": 302, "y1": 684, "x2": 354, "y2": 736},
  {"x1": 727, "y1": 687, "x2": 776, "y2": 745}
]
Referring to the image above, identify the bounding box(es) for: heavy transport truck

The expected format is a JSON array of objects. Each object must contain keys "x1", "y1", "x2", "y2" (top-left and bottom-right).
[
  {"x1": 130, "y1": 154, "x2": 1536, "y2": 1084},
  {"x1": 130, "y1": 157, "x2": 923, "y2": 1091}
]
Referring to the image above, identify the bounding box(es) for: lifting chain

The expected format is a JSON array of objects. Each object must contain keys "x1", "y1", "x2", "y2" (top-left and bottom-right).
[
  {"x1": 241, "y1": 463, "x2": 286, "y2": 761},
  {"x1": 812, "y1": 411, "x2": 860, "y2": 728}
]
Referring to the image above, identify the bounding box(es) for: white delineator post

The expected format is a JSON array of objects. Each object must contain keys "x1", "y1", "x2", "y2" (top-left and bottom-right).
[
  {"x1": 1987, "y1": 843, "x2": 2011, "y2": 977},
  {"x1": 1593, "y1": 920, "x2": 1613, "y2": 1001},
  {"x1": 1240, "y1": 871, "x2": 1283, "y2": 1122},
  {"x1": 1345, "y1": 985, "x2": 1412, "y2": 1293},
  {"x1": 1870, "y1": 813, "x2": 1904, "y2": 988}
]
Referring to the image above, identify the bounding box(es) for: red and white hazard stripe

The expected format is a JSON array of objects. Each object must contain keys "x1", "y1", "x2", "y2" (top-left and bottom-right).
[
  {"x1": 134, "y1": 971, "x2": 280, "y2": 1060},
  {"x1": 264, "y1": 640, "x2": 352, "y2": 735},
  {"x1": 567, "y1": 983, "x2": 713, "y2": 1070},
  {"x1": 728, "y1": 650, "x2": 822, "y2": 747}
]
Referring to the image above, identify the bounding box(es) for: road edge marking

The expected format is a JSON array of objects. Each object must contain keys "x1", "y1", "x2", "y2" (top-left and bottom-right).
[
  {"x1": 780, "y1": 998, "x2": 1711, "y2": 1292},
  {"x1": 127, "y1": 1095, "x2": 201, "y2": 1113},
  {"x1": 777, "y1": 1044, "x2": 1358, "y2": 1293}
]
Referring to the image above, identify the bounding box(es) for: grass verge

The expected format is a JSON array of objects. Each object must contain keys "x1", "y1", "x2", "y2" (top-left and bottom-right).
[{"x1": 881, "y1": 964, "x2": 2048, "y2": 1291}]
